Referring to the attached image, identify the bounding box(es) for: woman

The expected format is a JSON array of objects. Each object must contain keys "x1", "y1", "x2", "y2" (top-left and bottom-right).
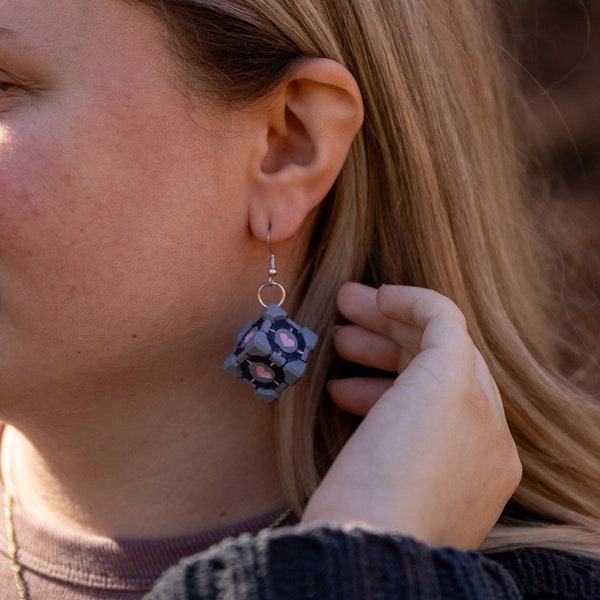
[{"x1": 0, "y1": 0, "x2": 598, "y2": 598}]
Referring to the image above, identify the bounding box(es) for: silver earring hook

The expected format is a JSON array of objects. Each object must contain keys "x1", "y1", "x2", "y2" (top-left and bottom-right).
[
  {"x1": 267, "y1": 226, "x2": 274, "y2": 257},
  {"x1": 258, "y1": 226, "x2": 286, "y2": 307},
  {"x1": 267, "y1": 227, "x2": 277, "y2": 283}
]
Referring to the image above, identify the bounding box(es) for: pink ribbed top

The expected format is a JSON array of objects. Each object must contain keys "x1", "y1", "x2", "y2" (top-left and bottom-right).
[{"x1": 0, "y1": 488, "x2": 295, "y2": 599}]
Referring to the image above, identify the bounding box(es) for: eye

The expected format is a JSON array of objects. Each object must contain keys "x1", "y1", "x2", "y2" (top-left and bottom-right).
[
  {"x1": 0, "y1": 73, "x2": 34, "y2": 111},
  {"x1": 0, "y1": 80, "x2": 26, "y2": 115},
  {"x1": 0, "y1": 69, "x2": 32, "y2": 94}
]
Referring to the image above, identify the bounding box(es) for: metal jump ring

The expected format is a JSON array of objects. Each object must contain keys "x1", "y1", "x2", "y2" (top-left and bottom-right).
[{"x1": 257, "y1": 281, "x2": 286, "y2": 308}]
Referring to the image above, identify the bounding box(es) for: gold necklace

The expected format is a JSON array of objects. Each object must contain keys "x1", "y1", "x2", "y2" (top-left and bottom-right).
[
  {"x1": 4, "y1": 491, "x2": 292, "y2": 600},
  {"x1": 4, "y1": 481, "x2": 28, "y2": 600},
  {"x1": 3, "y1": 437, "x2": 28, "y2": 600},
  {"x1": 3, "y1": 455, "x2": 293, "y2": 600},
  {"x1": 266, "y1": 506, "x2": 293, "y2": 530}
]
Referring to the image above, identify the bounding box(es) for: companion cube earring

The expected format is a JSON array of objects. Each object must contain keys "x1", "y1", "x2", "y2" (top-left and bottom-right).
[{"x1": 223, "y1": 229, "x2": 318, "y2": 404}]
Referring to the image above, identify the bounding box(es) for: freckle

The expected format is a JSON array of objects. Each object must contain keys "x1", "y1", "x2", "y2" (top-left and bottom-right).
[
  {"x1": 181, "y1": 431, "x2": 189, "y2": 440},
  {"x1": 131, "y1": 333, "x2": 138, "y2": 339},
  {"x1": 67, "y1": 285, "x2": 77, "y2": 296}
]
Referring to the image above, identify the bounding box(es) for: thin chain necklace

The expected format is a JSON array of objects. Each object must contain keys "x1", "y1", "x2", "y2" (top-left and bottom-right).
[
  {"x1": 266, "y1": 506, "x2": 293, "y2": 529},
  {"x1": 3, "y1": 443, "x2": 28, "y2": 600},
  {"x1": 4, "y1": 491, "x2": 28, "y2": 600},
  {"x1": 3, "y1": 450, "x2": 293, "y2": 600}
]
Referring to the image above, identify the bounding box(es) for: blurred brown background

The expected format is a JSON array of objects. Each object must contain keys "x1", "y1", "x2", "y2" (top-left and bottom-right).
[{"x1": 507, "y1": 0, "x2": 599, "y2": 390}]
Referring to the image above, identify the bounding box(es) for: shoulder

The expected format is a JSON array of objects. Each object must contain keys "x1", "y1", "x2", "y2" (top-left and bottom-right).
[
  {"x1": 489, "y1": 547, "x2": 600, "y2": 599},
  {"x1": 148, "y1": 524, "x2": 512, "y2": 599},
  {"x1": 147, "y1": 524, "x2": 600, "y2": 599}
]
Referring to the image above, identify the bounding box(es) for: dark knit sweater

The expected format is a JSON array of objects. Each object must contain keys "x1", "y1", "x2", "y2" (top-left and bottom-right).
[{"x1": 146, "y1": 525, "x2": 600, "y2": 599}]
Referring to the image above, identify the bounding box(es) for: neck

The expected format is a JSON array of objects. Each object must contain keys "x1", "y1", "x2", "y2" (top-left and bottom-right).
[{"x1": 0, "y1": 375, "x2": 284, "y2": 539}]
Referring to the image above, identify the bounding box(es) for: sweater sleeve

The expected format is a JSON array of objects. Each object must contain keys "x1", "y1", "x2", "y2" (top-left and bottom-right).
[{"x1": 145, "y1": 524, "x2": 521, "y2": 599}]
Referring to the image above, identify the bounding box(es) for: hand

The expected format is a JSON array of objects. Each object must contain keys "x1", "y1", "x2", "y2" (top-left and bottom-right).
[{"x1": 301, "y1": 283, "x2": 522, "y2": 550}]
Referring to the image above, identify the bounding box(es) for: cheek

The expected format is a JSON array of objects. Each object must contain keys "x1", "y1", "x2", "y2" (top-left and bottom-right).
[
  {"x1": 0, "y1": 125, "x2": 118, "y2": 293},
  {"x1": 0, "y1": 98, "x2": 246, "y2": 355}
]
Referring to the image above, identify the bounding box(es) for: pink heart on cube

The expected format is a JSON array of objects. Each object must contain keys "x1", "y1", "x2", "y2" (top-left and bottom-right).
[
  {"x1": 255, "y1": 365, "x2": 273, "y2": 381},
  {"x1": 279, "y1": 331, "x2": 296, "y2": 349}
]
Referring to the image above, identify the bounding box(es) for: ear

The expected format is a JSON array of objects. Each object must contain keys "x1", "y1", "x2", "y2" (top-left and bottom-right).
[{"x1": 247, "y1": 58, "x2": 364, "y2": 243}]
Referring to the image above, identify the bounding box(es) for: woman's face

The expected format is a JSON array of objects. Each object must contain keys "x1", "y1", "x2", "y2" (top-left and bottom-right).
[{"x1": 0, "y1": 1, "x2": 260, "y2": 412}]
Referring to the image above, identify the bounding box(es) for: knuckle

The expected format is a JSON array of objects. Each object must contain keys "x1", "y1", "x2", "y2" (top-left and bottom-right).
[
  {"x1": 425, "y1": 291, "x2": 468, "y2": 330},
  {"x1": 443, "y1": 302, "x2": 468, "y2": 330},
  {"x1": 466, "y1": 382, "x2": 490, "y2": 413},
  {"x1": 454, "y1": 328, "x2": 476, "y2": 356},
  {"x1": 508, "y1": 444, "x2": 523, "y2": 488},
  {"x1": 495, "y1": 432, "x2": 522, "y2": 492}
]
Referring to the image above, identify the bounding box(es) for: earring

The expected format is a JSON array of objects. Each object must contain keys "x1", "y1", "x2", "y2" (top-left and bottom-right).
[{"x1": 222, "y1": 229, "x2": 319, "y2": 404}]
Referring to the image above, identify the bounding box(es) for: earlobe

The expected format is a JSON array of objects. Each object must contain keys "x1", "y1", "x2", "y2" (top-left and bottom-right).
[{"x1": 248, "y1": 58, "x2": 364, "y2": 244}]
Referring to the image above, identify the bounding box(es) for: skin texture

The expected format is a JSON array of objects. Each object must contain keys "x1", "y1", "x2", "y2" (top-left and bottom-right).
[
  {"x1": 0, "y1": 0, "x2": 362, "y2": 538},
  {"x1": 0, "y1": 0, "x2": 519, "y2": 551},
  {"x1": 303, "y1": 283, "x2": 521, "y2": 549},
  {"x1": 0, "y1": 1, "x2": 258, "y2": 416},
  {"x1": 0, "y1": 0, "x2": 285, "y2": 538}
]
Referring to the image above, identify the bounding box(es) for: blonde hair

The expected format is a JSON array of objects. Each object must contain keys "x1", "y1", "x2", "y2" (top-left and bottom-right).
[{"x1": 139, "y1": 0, "x2": 600, "y2": 557}]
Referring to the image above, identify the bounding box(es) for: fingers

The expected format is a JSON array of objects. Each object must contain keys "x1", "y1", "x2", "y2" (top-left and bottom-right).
[
  {"x1": 337, "y1": 283, "x2": 422, "y2": 351},
  {"x1": 333, "y1": 325, "x2": 414, "y2": 372},
  {"x1": 337, "y1": 282, "x2": 472, "y2": 365},
  {"x1": 328, "y1": 377, "x2": 394, "y2": 415},
  {"x1": 338, "y1": 281, "x2": 468, "y2": 354},
  {"x1": 374, "y1": 284, "x2": 467, "y2": 331},
  {"x1": 375, "y1": 284, "x2": 469, "y2": 355},
  {"x1": 335, "y1": 282, "x2": 504, "y2": 415},
  {"x1": 335, "y1": 282, "x2": 504, "y2": 411},
  {"x1": 337, "y1": 283, "x2": 382, "y2": 328}
]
